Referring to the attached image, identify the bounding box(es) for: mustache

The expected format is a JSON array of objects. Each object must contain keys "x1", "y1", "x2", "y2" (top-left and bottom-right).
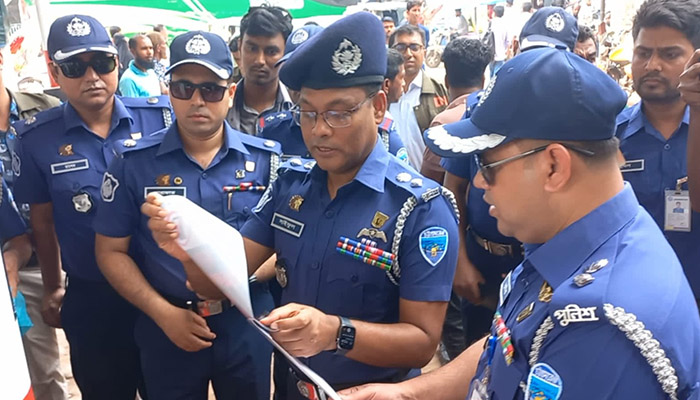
[{"x1": 639, "y1": 73, "x2": 669, "y2": 84}]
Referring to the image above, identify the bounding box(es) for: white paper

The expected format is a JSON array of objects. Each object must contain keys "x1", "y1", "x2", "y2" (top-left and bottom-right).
[{"x1": 159, "y1": 195, "x2": 341, "y2": 400}]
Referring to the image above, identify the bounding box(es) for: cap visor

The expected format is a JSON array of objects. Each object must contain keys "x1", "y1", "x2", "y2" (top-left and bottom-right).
[
  {"x1": 53, "y1": 45, "x2": 118, "y2": 61},
  {"x1": 275, "y1": 51, "x2": 293, "y2": 67},
  {"x1": 423, "y1": 118, "x2": 508, "y2": 158},
  {"x1": 520, "y1": 35, "x2": 569, "y2": 51},
  {"x1": 165, "y1": 59, "x2": 230, "y2": 80}
]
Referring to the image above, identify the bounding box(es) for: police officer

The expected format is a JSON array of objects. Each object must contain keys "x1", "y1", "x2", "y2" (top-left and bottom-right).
[
  {"x1": 443, "y1": 6, "x2": 580, "y2": 347},
  {"x1": 93, "y1": 30, "x2": 277, "y2": 399},
  {"x1": 340, "y1": 47, "x2": 700, "y2": 400},
  {"x1": 616, "y1": 0, "x2": 700, "y2": 301},
  {"x1": 143, "y1": 12, "x2": 459, "y2": 399},
  {"x1": 10, "y1": 14, "x2": 172, "y2": 399},
  {"x1": 0, "y1": 176, "x2": 31, "y2": 298},
  {"x1": 258, "y1": 25, "x2": 409, "y2": 164}
]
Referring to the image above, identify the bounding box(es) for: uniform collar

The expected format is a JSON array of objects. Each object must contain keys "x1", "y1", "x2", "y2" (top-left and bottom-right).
[
  {"x1": 618, "y1": 101, "x2": 690, "y2": 141},
  {"x1": 63, "y1": 96, "x2": 133, "y2": 134},
  {"x1": 524, "y1": 184, "x2": 639, "y2": 289},
  {"x1": 156, "y1": 121, "x2": 249, "y2": 157},
  {"x1": 308, "y1": 138, "x2": 389, "y2": 193},
  {"x1": 234, "y1": 79, "x2": 293, "y2": 110}
]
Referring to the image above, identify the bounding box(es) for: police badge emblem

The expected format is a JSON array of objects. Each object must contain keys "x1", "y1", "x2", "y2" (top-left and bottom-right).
[
  {"x1": 419, "y1": 227, "x2": 449, "y2": 266},
  {"x1": 185, "y1": 34, "x2": 211, "y2": 55},
  {"x1": 72, "y1": 192, "x2": 93, "y2": 213},
  {"x1": 545, "y1": 13, "x2": 566, "y2": 33},
  {"x1": 331, "y1": 38, "x2": 362, "y2": 76},
  {"x1": 101, "y1": 172, "x2": 119, "y2": 202},
  {"x1": 67, "y1": 17, "x2": 91, "y2": 37},
  {"x1": 291, "y1": 29, "x2": 309, "y2": 45}
]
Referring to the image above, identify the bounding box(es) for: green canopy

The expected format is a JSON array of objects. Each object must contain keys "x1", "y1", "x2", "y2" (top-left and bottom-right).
[{"x1": 49, "y1": 0, "x2": 347, "y2": 20}]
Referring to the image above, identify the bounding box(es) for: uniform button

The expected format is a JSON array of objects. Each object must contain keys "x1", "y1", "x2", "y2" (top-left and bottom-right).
[
  {"x1": 664, "y1": 144, "x2": 671, "y2": 151},
  {"x1": 202, "y1": 172, "x2": 208, "y2": 179},
  {"x1": 311, "y1": 262, "x2": 320, "y2": 270},
  {"x1": 325, "y1": 210, "x2": 335, "y2": 218},
  {"x1": 351, "y1": 275, "x2": 359, "y2": 283}
]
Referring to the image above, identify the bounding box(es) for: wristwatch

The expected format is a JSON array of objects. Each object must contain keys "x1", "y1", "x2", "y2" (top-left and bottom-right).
[{"x1": 335, "y1": 316, "x2": 355, "y2": 355}]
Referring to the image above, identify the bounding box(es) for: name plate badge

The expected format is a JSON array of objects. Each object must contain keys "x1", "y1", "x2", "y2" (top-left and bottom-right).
[
  {"x1": 144, "y1": 186, "x2": 187, "y2": 198},
  {"x1": 50, "y1": 159, "x2": 90, "y2": 175},
  {"x1": 271, "y1": 212, "x2": 305, "y2": 237}
]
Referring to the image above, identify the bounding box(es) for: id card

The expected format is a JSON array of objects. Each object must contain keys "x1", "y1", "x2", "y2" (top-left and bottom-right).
[{"x1": 664, "y1": 190, "x2": 691, "y2": 232}]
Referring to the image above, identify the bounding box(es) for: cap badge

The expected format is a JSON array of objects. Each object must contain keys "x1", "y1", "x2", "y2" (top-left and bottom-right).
[
  {"x1": 291, "y1": 29, "x2": 309, "y2": 45},
  {"x1": 545, "y1": 13, "x2": 565, "y2": 33},
  {"x1": 67, "y1": 17, "x2": 91, "y2": 37},
  {"x1": 185, "y1": 34, "x2": 211, "y2": 55},
  {"x1": 331, "y1": 38, "x2": 362, "y2": 76}
]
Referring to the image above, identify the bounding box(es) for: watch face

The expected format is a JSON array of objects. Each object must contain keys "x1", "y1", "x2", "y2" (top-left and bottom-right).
[{"x1": 338, "y1": 322, "x2": 356, "y2": 350}]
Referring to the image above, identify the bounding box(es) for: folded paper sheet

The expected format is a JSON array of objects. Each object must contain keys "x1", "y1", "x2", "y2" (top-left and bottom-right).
[{"x1": 160, "y1": 195, "x2": 341, "y2": 400}]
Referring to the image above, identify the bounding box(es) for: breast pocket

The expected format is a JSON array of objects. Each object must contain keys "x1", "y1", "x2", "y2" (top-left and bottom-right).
[
  {"x1": 325, "y1": 253, "x2": 397, "y2": 321},
  {"x1": 52, "y1": 172, "x2": 101, "y2": 216},
  {"x1": 222, "y1": 186, "x2": 267, "y2": 228}
]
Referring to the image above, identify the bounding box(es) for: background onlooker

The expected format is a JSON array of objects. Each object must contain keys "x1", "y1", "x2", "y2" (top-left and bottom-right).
[
  {"x1": 146, "y1": 31, "x2": 169, "y2": 94},
  {"x1": 118, "y1": 34, "x2": 160, "y2": 97}
]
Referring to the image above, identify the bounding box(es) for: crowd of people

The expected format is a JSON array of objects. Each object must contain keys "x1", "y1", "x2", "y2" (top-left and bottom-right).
[{"x1": 1, "y1": 0, "x2": 700, "y2": 400}]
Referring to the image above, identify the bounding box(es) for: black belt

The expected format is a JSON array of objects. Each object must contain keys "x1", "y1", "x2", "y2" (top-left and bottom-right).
[
  {"x1": 161, "y1": 293, "x2": 233, "y2": 318},
  {"x1": 468, "y1": 226, "x2": 523, "y2": 257}
]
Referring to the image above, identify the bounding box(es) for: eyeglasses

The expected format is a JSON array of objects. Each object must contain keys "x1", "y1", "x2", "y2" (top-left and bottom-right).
[
  {"x1": 291, "y1": 93, "x2": 376, "y2": 129},
  {"x1": 170, "y1": 80, "x2": 230, "y2": 102},
  {"x1": 475, "y1": 144, "x2": 595, "y2": 185},
  {"x1": 392, "y1": 43, "x2": 424, "y2": 53},
  {"x1": 56, "y1": 55, "x2": 117, "y2": 78}
]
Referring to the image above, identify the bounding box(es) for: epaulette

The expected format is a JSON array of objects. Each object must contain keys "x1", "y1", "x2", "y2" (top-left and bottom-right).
[
  {"x1": 238, "y1": 132, "x2": 282, "y2": 154},
  {"x1": 120, "y1": 95, "x2": 171, "y2": 109},
  {"x1": 257, "y1": 111, "x2": 292, "y2": 135},
  {"x1": 12, "y1": 106, "x2": 63, "y2": 137},
  {"x1": 277, "y1": 157, "x2": 316, "y2": 175},
  {"x1": 116, "y1": 132, "x2": 165, "y2": 158},
  {"x1": 386, "y1": 160, "x2": 460, "y2": 221}
]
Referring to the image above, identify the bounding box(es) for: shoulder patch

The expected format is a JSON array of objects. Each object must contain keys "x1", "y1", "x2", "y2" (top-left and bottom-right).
[
  {"x1": 238, "y1": 132, "x2": 282, "y2": 154},
  {"x1": 419, "y1": 226, "x2": 449, "y2": 266},
  {"x1": 12, "y1": 106, "x2": 63, "y2": 137}
]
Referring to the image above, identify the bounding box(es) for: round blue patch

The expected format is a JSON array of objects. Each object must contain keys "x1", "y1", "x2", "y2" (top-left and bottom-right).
[
  {"x1": 419, "y1": 226, "x2": 449, "y2": 267},
  {"x1": 525, "y1": 363, "x2": 563, "y2": 400}
]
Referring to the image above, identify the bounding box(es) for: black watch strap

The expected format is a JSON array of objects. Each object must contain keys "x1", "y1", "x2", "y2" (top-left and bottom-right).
[{"x1": 335, "y1": 316, "x2": 355, "y2": 355}]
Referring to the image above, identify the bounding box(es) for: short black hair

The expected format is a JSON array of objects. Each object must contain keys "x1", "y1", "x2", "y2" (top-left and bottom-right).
[
  {"x1": 128, "y1": 34, "x2": 149, "y2": 50},
  {"x1": 386, "y1": 48, "x2": 405, "y2": 80},
  {"x1": 577, "y1": 25, "x2": 599, "y2": 51},
  {"x1": 240, "y1": 6, "x2": 293, "y2": 41},
  {"x1": 523, "y1": 2, "x2": 533, "y2": 12},
  {"x1": 109, "y1": 26, "x2": 121, "y2": 38},
  {"x1": 442, "y1": 38, "x2": 490, "y2": 88},
  {"x1": 633, "y1": 0, "x2": 700, "y2": 48},
  {"x1": 494, "y1": 5, "x2": 505, "y2": 18},
  {"x1": 406, "y1": 0, "x2": 422, "y2": 12},
  {"x1": 228, "y1": 35, "x2": 240, "y2": 53},
  {"x1": 388, "y1": 24, "x2": 426, "y2": 47}
]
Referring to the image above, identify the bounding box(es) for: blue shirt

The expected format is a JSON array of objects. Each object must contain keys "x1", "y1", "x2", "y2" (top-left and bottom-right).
[
  {"x1": 616, "y1": 102, "x2": 700, "y2": 295},
  {"x1": 442, "y1": 152, "x2": 522, "y2": 272},
  {"x1": 93, "y1": 122, "x2": 281, "y2": 299},
  {"x1": 11, "y1": 96, "x2": 172, "y2": 282},
  {"x1": 0, "y1": 176, "x2": 26, "y2": 242},
  {"x1": 469, "y1": 185, "x2": 700, "y2": 399},
  {"x1": 119, "y1": 60, "x2": 161, "y2": 98},
  {"x1": 240, "y1": 139, "x2": 459, "y2": 385},
  {"x1": 256, "y1": 110, "x2": 409, "y2": 163}
]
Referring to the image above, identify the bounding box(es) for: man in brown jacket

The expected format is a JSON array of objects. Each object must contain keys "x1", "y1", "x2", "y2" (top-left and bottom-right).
[{"x1": 388, "y1": 24, "x2": 448, "y2": 169}]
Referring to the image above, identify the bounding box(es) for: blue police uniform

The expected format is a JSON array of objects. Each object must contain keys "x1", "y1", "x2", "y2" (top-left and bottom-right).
[
  {"x1": 469, "y1": 185, "x2": 700, "y2": 399},
  {"x1": 244, "y1": 12, "x2": 459, "y2": 398},
  {"x1": 616, "y1": 103, "x2": 700, "y2": 297},
  {"x1": 11, "y1": 93, "x2": 171, "y2": 400},
  {"x1": 241, "y1": 140, "x2": 459, "y2": 389},
  {"x1": 257, "y1": 110, "x2": 410, "y2": 162},
  {"x1": 0, "y1": 175, "x2": 26, "y2": 242},
  {"x1": 424, "y1": 48, "x2": 700, "y2": 400},
  {"x1": 93, "y1": 122, "x2": 278, "y2": 400}
]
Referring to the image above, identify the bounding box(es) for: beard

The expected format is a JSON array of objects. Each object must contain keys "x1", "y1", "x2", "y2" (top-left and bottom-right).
[
  {"x1": 634, "y1": 74, "x2": 681, "y2": 104},
  {"x1": 135, "y1": 57, "x2": 156, "y2": 70}
]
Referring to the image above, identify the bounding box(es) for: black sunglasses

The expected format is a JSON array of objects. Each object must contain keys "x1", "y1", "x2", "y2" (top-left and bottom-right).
[
  {"x1": 56, "y1": 55, "x2": 117, "y2": 78},
  {"x1": 170, "y1": 80, "x2": 230, "y2": 102}
]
